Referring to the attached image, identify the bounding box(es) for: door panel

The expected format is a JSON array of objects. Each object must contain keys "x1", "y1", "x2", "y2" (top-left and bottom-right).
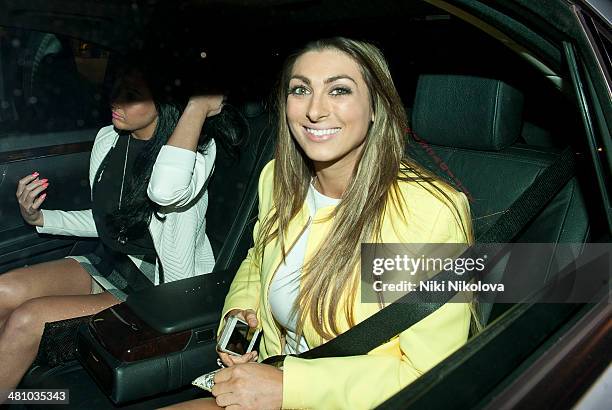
[{"x1": 0, "y1": 142, "x2": 95, "y2": 272}]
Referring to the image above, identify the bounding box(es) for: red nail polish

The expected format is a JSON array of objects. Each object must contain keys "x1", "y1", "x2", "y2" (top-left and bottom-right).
[
  {"x1": 43, "y1": 183, "x2": 49, "y2": 188},
  {"x1": 32, "y1": 172, "x2": 39, "y2": 177},
  {"x1": 41, "y1": 193, "x2": 47, "y2": 199},
  {"x1": 40, "y1": 179, "x2": 48, "y2": 183}
]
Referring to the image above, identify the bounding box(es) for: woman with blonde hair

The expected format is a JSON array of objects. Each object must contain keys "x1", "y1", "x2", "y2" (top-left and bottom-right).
[{"x1": 169, "y1": 37, "x2": 473, "y2": 409}]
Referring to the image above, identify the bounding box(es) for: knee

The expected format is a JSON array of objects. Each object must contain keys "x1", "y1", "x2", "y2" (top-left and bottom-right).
[
  {"x1": 0, "y1": 270, "x2": 29, "y2": 310},
  {"x1": 3, "y1": 300, "x2": 46, "y2": 344}
]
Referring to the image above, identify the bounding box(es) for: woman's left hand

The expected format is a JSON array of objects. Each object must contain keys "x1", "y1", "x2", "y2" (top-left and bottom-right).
[
  {"x1": 187, "y1": 95, "x2": 225, "y2": 118},
  {"x1": 212, "y1": 363, "x2": 283, "y2": 410}
]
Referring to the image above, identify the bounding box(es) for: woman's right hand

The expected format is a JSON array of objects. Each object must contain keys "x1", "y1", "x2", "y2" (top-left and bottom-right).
[
  {"x1": 16, "y1": 172, "x2": 48, "y2": 227},
  {"x1": 163, "y1": 95, "x2": 225, "y2": 153},
  {"x1": 187, "y1": 95, "x2": 225, "y2": 118},
  {"x1": 217, "y1": 309, "x2": 259, "y2": 367}
]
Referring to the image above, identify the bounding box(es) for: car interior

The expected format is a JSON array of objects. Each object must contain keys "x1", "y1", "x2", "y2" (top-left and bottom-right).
[{"x1": 0, "y1": 0, "x2": 609, "y2": 409}]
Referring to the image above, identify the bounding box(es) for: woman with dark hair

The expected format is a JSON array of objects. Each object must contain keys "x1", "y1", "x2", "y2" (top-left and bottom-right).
[
  {"x1": 0, "y1": 66, "x2": 240, "y2": 391},
  {"x1": 167, "y1": 37, "x2": 475, "y2": 410}
]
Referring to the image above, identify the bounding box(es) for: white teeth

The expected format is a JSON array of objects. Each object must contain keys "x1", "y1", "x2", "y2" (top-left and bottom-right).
[{"x1": 306, "y1": 127, "x2": 340, "y2": 136}]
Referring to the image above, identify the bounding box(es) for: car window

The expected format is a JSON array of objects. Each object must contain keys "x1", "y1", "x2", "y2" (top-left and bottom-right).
[
  {"x1": 0, "y1": 26, "x2": 109, "y2": 138},
  {"x1": 595, "y1": 23, "x2": 611, "y2": 85}
]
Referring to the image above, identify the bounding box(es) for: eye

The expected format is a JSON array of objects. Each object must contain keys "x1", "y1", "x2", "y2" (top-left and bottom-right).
[
  {"x1": 288, "y1": 85, "x2": 309, "y2": 96},
  {"x1": 330, "y1": 86, "x2": 352, "y2": 96}
]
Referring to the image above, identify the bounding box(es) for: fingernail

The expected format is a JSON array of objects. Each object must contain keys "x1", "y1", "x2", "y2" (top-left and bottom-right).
[
  {"x1": 40, "y1": 179, "x2": 48, "y2": 183},
  {"x1": 43, "y1": 183, "x2": 49, "y2": 188},
  {"x1": 32, "y1": 172, "x2": 39, "y2": 177},
  {"x1": 41, "y1": 193, "x2": 47, "y2": 199}
]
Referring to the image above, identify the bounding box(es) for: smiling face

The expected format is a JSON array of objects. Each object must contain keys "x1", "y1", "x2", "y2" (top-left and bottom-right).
[
  {"x1": 286, "y1": 49, "x2": 373, "y2": 172},
  {"x1": 110, "y1": 70, "x2": 158, "y2": 139}
]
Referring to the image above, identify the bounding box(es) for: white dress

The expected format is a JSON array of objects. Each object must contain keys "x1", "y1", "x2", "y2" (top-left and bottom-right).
[{"x1": 268, "y1": 182, "x2": 341, "y2": 354}]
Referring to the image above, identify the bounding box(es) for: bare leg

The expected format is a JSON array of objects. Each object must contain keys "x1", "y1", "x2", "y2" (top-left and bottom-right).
[
  {"x1": 0, "y1": 258, "x2": 93, "y2": 329},
  {"x1": 159, "y1": 398, "x2": 223, "y2": 410},
  {"x1": 0, "y1": 292, "x2": 120, "y2": 391},
  {"x1": 0, "y1": 258, "x2": 118, "y2": 390}
]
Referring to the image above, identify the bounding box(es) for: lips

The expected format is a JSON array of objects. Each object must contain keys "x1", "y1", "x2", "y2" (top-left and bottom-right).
[
  {"x1": 112, "y1": 111, "x2": 124, "y2": 120},
  {"x1": 303, "y1": 126, "x2": 341, "y2": 141}
]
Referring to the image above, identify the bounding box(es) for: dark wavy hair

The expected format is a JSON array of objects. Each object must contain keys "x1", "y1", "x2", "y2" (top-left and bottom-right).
[{"x1": 97, "y1": 65, "x2": 246, "y2": 242}]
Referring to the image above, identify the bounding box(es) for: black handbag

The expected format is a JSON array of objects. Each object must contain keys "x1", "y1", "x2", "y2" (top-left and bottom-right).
[{"x1": 33, "y1": 315, "x2": 92, "y2": 368}]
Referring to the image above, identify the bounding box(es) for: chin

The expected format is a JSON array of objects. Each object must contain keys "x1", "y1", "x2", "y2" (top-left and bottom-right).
[
  {"x1": 300, "y1": 146, "x2": 344, "y2": 164},
  {"x1": 300, "y1": 141, "x2": 367, "y2": 168},
  {"x1": 112, "y1": 120, "x2": 134, "y2": 132}
]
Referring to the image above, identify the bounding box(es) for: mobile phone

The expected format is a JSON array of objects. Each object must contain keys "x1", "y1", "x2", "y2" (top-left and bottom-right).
[{"x1": 217, "y1": 315, "x2": 261, "y2": 356}]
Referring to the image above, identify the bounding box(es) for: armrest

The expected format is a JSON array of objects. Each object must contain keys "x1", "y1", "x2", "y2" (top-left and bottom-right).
[
  {"x1": 125, "y1": 269, "x2": 234, "y2": 334},
  {"x1": 78, "y1": 272, "x2": 236, "y2": 404}
]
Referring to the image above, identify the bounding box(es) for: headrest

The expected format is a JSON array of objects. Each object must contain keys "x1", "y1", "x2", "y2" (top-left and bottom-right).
[{"x1": 411, "y1": 74, "x2": 524, "y2": 151}]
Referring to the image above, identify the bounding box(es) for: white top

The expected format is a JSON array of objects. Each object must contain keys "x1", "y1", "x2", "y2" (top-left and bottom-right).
[
  {"x1": 268, "y1": 182, "x2": 341, "y2": 354},
  {"x1": 37, "y1": 125, "x2": 216, "y2": 284}
]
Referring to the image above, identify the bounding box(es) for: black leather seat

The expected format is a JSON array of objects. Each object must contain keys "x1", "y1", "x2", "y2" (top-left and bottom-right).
[
  {"x1": 409, "y1": 74, "x2": 590, "y2": 324},
  {"x1": 206, "y1": 100, "x2": 274, "y2": 261}
]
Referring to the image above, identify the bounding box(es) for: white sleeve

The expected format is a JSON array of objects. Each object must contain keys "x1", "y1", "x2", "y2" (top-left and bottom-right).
[
  {"x1": 147, "y1": 139, "x2": 216, "y2": 208},
  {"x1": 36, "y1": 209, "x2": 98, "y2": 237}
]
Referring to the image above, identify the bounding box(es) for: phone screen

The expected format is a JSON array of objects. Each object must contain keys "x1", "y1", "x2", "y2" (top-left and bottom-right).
[{"x1": 226, "y1": 320, "x2": 254, "y2": 355}]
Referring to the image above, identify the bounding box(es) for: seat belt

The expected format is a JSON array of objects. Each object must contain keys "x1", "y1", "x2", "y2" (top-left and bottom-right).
[
  {"x1": 264, "y1": 147, "x2": 575, "y2": 363},
  {"x1": 106, "y1": 248, "x2": 159, "y2": 293}
]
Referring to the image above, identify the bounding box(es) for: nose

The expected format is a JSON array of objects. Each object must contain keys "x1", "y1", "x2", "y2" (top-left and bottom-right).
[{"x1": 306, "y1": 92, "x2": 329, "y2": 122}]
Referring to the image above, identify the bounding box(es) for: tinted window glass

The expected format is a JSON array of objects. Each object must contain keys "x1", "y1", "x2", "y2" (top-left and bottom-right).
[
  {"x1": 599, "y1": 29, "x2": 611, "y2": 80},
  {"x1": 0, "y1": 26, "x2": 109, "y2": 138}
]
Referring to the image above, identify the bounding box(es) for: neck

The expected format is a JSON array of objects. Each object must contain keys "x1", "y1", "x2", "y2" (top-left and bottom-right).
[
  {"x1": 313, "y1": 163, "x2": 354, "y2": 199},
  {"x1": 131, "y1": 117, "x2": 158, "y2": 140},
  {"x1": 312, "y1": 143, "x2": 364, "y2": 199}
]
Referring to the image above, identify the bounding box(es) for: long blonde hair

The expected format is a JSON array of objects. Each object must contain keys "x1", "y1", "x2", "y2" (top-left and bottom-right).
[{"x1": 259, "y1": 37, "x2": 474, "y2": 341}]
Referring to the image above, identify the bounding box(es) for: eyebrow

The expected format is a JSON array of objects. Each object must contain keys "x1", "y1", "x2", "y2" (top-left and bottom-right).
[
  {"x1": 290, "y1": 74, "x2": 358, "y2": 86},
  {"x1": 326, "y1": 75, "x2": 358, "y2": 85},
  {"x1": 290, "y1": 75, "x2": 310, "y2": 85}
]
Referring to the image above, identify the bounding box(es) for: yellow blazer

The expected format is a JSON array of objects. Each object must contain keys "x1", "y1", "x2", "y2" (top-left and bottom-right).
[{"x1": 222, "y1": 160, "x2": 472, "y2": 409}]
